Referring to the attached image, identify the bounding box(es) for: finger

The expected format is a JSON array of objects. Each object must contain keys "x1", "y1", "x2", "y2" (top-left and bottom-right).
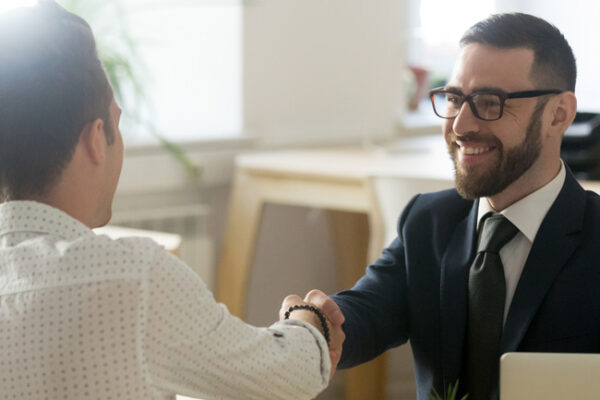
[
  {"x1": 279, "y1": 294, "x2": 303, "y2": 320},
  {"x1": 327, "y1": 324, "x2": 345, "y2": 380},
  {"x1": 304, "y1": 289, "x2": 345, "y2": 325},
  {"x1": 328, "y1": 323, "x2": 345, "y2": 353}
]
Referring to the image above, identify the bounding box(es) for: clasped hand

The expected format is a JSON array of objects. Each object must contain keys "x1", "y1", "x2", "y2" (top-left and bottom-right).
[{"x1": 279, "y1": 289, "x2": 345, "y2": 381}]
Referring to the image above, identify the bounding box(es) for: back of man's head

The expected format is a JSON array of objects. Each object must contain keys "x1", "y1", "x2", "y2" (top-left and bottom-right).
[
  {"x1": 460, "y1": 13, "x2": 577, "y2": 93},
  {"x1": 0, "y1": 0, "x2": 113, "y2": 202}
]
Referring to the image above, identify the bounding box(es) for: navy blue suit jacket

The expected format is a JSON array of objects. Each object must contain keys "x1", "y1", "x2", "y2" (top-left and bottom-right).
[{"x1": 332, "y1": 168, "x2": 600, "y2": 399}]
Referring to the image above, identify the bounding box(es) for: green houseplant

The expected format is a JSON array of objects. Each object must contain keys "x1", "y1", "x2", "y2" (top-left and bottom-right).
[
  {"x1": 428, "y1": 380, "x2": 468, "y2": 400},
  {"x1": 59, "y1": 0, "x2": 201, "y2": 179}
]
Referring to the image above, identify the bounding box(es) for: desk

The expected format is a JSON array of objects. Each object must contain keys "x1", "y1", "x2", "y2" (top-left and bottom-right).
[{"x1": 216, "y1": 138, "x2": 600, "y2": 400}]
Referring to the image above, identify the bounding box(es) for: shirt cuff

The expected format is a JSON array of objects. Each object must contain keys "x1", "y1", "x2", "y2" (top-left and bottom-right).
[{"x1": 271, "y1": 319, "x2": 331, "y2": 386}]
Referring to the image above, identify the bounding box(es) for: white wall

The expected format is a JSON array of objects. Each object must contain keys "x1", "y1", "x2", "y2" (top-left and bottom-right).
[{"x1": 243, "y1": 0, "x2": 406, "y2": 146}]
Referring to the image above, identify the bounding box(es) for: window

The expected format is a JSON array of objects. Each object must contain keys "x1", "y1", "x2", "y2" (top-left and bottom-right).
[
  {"x1": 517, "y1": 0, "x2": 600, "y2": 112},
  {"x1": 73, "y1": 0, "x2": 242, "y2": 145},
  {"x1": 405, "y1": 0, "x2": 496, "y2": 100},
  {"x1": 120, "y1": 1, "x2": 242, "y2": 145},
  {"x1": 0, "y1": 0, "x2": 36, "y2": 13},
  {"x1": 407, "y1": 0, "x2": 600, "y2": 114}
]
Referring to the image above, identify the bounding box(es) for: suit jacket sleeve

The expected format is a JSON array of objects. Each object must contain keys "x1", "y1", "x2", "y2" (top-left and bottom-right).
[{"x1": 331, "y1": 194, "x2": 420, "y2": 369}]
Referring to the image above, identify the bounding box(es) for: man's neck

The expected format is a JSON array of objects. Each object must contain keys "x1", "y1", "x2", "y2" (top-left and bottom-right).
[
  {"x1": 29, "y1": 187, "x2": 96, "y2": 229},
  {"x1": 486, "y1": 158, "x2": 562, "y2": 211}
]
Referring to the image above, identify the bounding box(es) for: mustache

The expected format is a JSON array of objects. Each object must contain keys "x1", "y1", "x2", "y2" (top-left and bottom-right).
[{"x1": 447, "y1": 131, "x2": 501, "y2": 146}]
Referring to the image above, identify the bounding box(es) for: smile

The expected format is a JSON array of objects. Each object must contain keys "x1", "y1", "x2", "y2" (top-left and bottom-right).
[{"x1": 459, "y1": 146, "x2": 493, "y2": 155}]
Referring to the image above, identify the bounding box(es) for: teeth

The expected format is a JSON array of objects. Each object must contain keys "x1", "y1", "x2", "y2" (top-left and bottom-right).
[{"x1": 461, "y1": 146, "x2": 490, "y2": 155}]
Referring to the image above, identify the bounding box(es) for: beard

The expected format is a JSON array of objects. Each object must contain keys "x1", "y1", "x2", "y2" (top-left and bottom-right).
[{"x1": 448, "y1": 102, "x2": 545, "y2": 199}]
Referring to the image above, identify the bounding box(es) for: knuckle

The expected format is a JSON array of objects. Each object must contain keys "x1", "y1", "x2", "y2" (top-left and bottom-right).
[
  {"x1": 306, "y1": 289, "x2": 330, "y2": 307},
  {"x1": 304, "y1": 288, "x2": 322, "y2": 301}
]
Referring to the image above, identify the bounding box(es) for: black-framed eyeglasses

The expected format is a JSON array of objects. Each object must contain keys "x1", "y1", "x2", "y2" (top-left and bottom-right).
[{"x1": 429, "y1": 87, "x2": 563, "y2": 121}]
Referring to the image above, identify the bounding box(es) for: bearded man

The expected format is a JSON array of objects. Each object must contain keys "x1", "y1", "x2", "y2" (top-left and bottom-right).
[{"x1": 288, "y1": 12, "x2": 600, "y2": 400}]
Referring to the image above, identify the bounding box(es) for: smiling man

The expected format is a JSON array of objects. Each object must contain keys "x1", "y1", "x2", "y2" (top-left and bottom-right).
[
  {"x1": 435, "y1": 40, "x2": 574, "y2": 210},
  {"x1": 288, "y1": 12, "x2": 600, "y2": 400}
]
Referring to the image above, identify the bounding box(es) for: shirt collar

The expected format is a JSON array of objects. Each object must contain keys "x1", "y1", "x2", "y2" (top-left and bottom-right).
[
  {"x1": 477, "y1": 160, "x2": 566, "y2": 242},
  {"x1": 0, "y1": 200, "x2": 93, "y2": 241}
]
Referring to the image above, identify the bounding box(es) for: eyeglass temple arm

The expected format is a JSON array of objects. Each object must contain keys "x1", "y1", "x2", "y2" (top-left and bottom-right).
[{"x1": 506, "y1": 89, "x2": 563, "y2": 99}]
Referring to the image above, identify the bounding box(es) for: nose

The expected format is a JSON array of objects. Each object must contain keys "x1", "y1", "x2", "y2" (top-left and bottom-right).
[{"x1": 452, "y1": 100, "x2": 480, "y2": 136}]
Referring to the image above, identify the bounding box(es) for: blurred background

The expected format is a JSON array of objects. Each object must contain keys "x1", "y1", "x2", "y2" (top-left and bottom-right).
[{"x1": 2, "y1": 0, "x2": 598, "y2": 398}]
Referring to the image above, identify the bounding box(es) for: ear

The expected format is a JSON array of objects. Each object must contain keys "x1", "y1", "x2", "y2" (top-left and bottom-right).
[
  {"x1": 547, "y1": 91, "x2": 577, "y2": 137},
  {"x1": 79, "y1": 118, "x2": 107, "y2": 165}
]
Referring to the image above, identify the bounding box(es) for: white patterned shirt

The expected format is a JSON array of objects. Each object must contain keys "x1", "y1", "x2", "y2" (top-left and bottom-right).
[{"x1": 0, "y1": 201, "x2": 330, "y2": 400}]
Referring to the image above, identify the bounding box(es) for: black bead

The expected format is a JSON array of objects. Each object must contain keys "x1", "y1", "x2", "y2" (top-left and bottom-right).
[{"x1": 284, "y1": 305, "x2": 330, "y2": 345}]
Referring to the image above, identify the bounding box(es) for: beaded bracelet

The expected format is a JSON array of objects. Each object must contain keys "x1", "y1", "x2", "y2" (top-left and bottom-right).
[{"x1": 284, "y1": 305, "x2": 330, "y2": 346}]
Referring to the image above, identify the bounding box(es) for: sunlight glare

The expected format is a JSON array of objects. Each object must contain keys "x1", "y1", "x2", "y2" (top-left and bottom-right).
[
  {"x1": 0, "y1": 0, "x2": 37, "y2": 15},
  {"x1": 419, "y1": 0, "x2": 495, "y2": 46}
]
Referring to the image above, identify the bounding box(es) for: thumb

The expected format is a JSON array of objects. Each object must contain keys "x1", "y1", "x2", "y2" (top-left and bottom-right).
[{"x1": 279, "y1": 294, "x2": 303, "y2": 320}]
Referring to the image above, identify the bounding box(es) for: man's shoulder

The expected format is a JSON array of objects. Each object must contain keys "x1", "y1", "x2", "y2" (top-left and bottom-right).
[
  {"x1": 406, "y1": 188, "x2": 474, "y2": 219},
  {"x1": 95, "y1": 233, "x2": 163, "y2": 250},
  {"x1": 91, "y1": 233, "x2": 166, "y2": 264},
  {"x1": 584, "y1": 187, "x2": 600, "y2": 205},
  {"x1": 395, "y1": 188, "x2": 475, "y2": 240},
  {"x1": 581, "y1": 188, "x2": 600, "y2": 227},
  {"x1": 556, "y1": 171, "x2": 600, "y2": 230},
  {"x1": 415, "y1": 187, "x2": 465, "y2": 204}
]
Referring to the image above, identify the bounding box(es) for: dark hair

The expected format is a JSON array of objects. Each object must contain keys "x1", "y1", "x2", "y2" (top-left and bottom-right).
[
  {"x1": 0, "y1": 0, "x2": 114, "y2": 201},
  {"x1": 460, "y1": 13, "x2": 576, "y2": 92}
]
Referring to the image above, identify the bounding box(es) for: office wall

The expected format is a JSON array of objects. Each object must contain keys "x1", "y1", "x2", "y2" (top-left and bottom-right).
[{"x1": 243, "y1": 0, "x2": 406, "y2": 146}]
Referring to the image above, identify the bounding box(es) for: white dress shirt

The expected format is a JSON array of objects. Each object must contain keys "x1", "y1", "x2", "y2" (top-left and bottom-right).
[
  {"x1": 477, "y1": 161, "x2": 566, "y2": 321},
  {"x1": 0, "y1": 201, "x2": 330, "y2": 400}
]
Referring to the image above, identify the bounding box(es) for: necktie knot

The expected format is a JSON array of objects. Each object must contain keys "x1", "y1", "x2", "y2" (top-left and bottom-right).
[{"x1": 478, "y1": 214, "x2": 519, "y2": 254}]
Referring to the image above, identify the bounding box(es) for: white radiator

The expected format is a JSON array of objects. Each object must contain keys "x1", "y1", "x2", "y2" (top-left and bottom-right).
[{"x1": 107, "y1": 203, "x2": 215, "y2": 288}]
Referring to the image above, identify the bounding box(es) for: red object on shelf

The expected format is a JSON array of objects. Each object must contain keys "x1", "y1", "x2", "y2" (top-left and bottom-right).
[{"x1": 408, "y1": 65, "x2": 429, "y2": 111}]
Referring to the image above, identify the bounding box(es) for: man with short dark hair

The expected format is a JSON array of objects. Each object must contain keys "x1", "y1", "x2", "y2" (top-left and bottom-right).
[
  {"x1": 0, "y1": 0, "x2": 116, "y2": 207},
  {"x1": 0, "y1": 2, "x2": 342, "y2": 399},
  {"x1": 290, "y1": 13, "x2": 600, "y2": 400}
]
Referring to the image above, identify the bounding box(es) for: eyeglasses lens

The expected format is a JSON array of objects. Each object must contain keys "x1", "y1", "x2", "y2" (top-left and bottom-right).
[{"x1": 432, "y1": 92, "x2": 503, "y2": 121}]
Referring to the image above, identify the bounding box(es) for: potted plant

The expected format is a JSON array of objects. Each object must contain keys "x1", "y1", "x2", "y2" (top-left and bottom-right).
[{"x1": 429, "y1": 380, "x2": 468, "y2": 400}]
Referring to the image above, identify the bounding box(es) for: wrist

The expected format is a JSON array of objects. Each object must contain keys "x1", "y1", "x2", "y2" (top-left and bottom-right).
[
  {"x1": 284, "y1": 305, "x2": 330, "y2": 345},
  {"x1": 287, "y1": 309, "x2": 321, "y2": 327}
]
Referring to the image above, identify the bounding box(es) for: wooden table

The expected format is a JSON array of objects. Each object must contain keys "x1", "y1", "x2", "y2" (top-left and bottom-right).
[{"x1": 216, "y1": 138, "x2": 600, "y2": 400}]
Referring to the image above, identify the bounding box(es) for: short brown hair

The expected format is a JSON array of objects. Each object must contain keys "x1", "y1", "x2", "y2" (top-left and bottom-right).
[
  {"x1": 0, "y1": 0, "x2": 114, "y2": 201},
  {"x1": 460, "y1": 13, "x2": 577, "y2": 92}
]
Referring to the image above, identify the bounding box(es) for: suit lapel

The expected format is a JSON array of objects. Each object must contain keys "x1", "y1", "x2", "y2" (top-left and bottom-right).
[
  {"x1": 440, "y1": 199, "x2": 479, "y2": 382},
  {"x1": 500, "y1": 169, "x2": 586, "y2": 353}
]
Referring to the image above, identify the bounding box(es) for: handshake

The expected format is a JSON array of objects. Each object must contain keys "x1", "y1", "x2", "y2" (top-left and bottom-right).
[{"x1": 279, "y1": 289, "x2": 346, "y2": 380}]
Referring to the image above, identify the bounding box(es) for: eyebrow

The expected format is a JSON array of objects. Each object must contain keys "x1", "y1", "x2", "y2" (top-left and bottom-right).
[
  {"x1": 444, "y1": 85, "x2": 507, "y2": 94},
  {"x1": 443, "y1": 86, "x2": 463, "y2": 95}
]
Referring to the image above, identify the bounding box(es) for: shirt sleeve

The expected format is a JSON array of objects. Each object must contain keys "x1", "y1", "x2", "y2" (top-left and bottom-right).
[{"x1": 140, "y1": 249, "x2": 330, "y2": 400}]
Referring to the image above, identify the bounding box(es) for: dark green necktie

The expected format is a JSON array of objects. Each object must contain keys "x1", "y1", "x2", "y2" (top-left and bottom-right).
[{"x1": 465, "y1": 214, "x2": 519, "y2": 400}]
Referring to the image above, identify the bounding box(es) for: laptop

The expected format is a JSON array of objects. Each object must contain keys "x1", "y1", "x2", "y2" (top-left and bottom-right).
[{"x1": 500, "y1": 352, "x2": 600, "y2": 399}]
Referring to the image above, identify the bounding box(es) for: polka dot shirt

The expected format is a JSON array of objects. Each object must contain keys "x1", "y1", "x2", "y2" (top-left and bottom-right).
[{"x1": 0, "y1": 201, "x2": 330, "y2": 400}]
